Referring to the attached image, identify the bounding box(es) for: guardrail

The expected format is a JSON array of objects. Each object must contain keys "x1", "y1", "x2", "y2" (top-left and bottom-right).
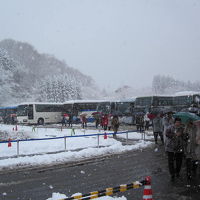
[{"x1": 0, "y1": 130, "x2": 150, "y2": 157}]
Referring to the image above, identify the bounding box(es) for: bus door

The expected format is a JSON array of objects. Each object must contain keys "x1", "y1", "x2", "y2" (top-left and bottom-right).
[{"x1": 28, "y1": 105, "x2": 34, "y2": 120}]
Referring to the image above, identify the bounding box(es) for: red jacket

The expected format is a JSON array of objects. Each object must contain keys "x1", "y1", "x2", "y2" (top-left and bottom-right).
[{"x1": 102, "y1": 116, "x2": 108, "y2": 125}]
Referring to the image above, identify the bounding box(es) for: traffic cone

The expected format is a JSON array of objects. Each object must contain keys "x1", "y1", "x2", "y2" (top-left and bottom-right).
[
  {"x1": 8, "y1": 138, "x2": 12, "y2": 147},
  {"x1": 104, "y1": 132, "x2": 107, "y2": 139},
  {"x1": 15, "y1": 125, "x2": 18, "y2": 131},
  {"x1": 143, "y1": 176, "x2": 153, "y2": 200}
]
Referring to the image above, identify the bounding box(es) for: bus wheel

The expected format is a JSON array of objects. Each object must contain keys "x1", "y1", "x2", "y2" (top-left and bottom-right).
[{"x1": 38, "y1": 118, "x2": 44, "y2": 125}]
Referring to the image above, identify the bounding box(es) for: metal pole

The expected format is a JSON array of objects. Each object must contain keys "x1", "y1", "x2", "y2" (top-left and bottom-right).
[
  {"x1": 97, "y1": 134, "x2": 100, "y2": 148},
  {"x1": 17, "y1": 140, "x2": 19, "y2": 157},
  {"x1": 126, "y1": 131, "x2": 128, "y2": 145},
  {"x1": 64, "y1": 137, "x2": 67, "y2": 151}
]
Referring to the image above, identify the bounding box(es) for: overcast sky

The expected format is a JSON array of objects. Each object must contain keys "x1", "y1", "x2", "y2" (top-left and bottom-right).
[{"x1": 0, "y1": 0, "x2": 200, "y2": 90}]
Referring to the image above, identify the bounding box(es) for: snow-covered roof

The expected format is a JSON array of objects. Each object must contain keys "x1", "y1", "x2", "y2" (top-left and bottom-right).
[
  {"x1": 174, "y1": 91, "x2": 200, "y2": 96},
  {"x1": 64, "y1": 100, "x2": 114, "y2": 104},
  {"x1": 18, "y1": 102, "x2": 63, "y2": 106}
]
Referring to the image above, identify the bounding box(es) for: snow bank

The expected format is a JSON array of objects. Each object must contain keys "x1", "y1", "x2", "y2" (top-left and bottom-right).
[{"x1": 47, "y1": 192, "x2": 127, "y2": 200}]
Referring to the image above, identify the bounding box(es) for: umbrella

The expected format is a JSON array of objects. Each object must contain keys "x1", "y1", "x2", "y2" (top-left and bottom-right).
[
  {"x1": 173, "y1": 112, "x2": 200, "y2": 124},
  {"x1": 79, "y1": 113, "x2": 87, "y2": 116},
  {"x1": 92, "y1": 112, "x2": 101, "y2": 115},
  {"x1": 147, "y1": 113, "x2": 156, "y2": 120}
]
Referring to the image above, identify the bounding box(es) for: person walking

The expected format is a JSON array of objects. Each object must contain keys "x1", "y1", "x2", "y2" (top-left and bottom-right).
[
  {"x1": 152, "y1": 113, "x2": 164, "y2": 145},
  {"x1": 165, "y1": 117, "x2": 185, "y2": 182},
  {"x1": 62, "y1": 114, "x2": 67, "y2": 127},
  {"x1": 112, "y1": 115, "x2": 119, "y2": 138},
  {"x1": 68, "y1": 113, "x2": 73, "y2": 127},
  {"x1": 163, "y1": 112, "x2": 174, "y2": 144},
  {"x1": 184, "y1": 120, "x2": 198, "y2": 180},
  {"x1": 81, "y1": 115, "x2": 87, "y2": 129},
  {"x1": 94, "y1": 113, "x2": 101, "y2": 129},
  {"x1": 108, "y1": 114, "x2": 112, "y2": 131},
  {"x1": 136, "y1": 114, "x2": 144, "y2": 132},
  {"x1": 102, "y1": 114, "x2": 108, "y2": 131},
  {"x1": 144, "y1": 113, "x2": 150, "y2": 131}
]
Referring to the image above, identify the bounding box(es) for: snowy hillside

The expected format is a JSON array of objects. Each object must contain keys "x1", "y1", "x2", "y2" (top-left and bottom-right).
[{"x1": 0, "y1": 39, "x2": 102, "y2": 106}]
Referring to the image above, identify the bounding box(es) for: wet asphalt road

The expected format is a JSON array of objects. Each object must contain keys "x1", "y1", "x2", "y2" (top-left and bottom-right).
[{"x1": 0, "y1": 145, "x2": 200, "y2": 200}]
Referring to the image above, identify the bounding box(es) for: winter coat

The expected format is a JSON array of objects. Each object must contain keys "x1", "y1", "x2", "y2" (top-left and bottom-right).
[
  {"x1": 184, "y1": 124, "x2": 198, "y2": 160},
  {"x1": 152, "y1": 116, "x2": 163, "y2": 133},
  {"x1": 112, "y1": 117, "x2": 119, "y2": 133},
  {"x1": 165, "y1": 125, "x2": 185, "y2": 153},
  {"x1": 108, "y1": 116, "x2": 112, "y2": 127},
  {"x1": 162, "y1": 116, "x2": 174, "y2": 141},
  {"x1": 102, "y1": 115, "x2": 108, "y2": 126},
  {"x1": 136, "y1": 115, "x2": 144, "y2": 126},
  {"x1": 81, "y1": 116, "x2": 87, "y2": 123},
  {"x1": 144, "y1": 114, "x2": 150, "y2": 122},
  {"x1": 163, "y1": 116, "x2": 174, "y2": 131}
]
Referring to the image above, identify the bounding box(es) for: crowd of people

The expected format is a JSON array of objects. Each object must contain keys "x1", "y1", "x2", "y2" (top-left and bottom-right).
[
  {"x1": 137, "y1": 111, "x2": 200, "y2": 182},
  {"x1": 165, "y1": 116, "x2": 200, "y2": 182},
  {"x1": 61, "y1": 113, "x2": 120, "y2": 137},
  {"x1": 62, "y1": 111, "x2": 200, "y2": 182}
]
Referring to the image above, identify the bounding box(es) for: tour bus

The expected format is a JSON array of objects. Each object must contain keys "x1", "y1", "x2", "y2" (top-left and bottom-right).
[
  {"x1": 115, "y1": 100, "x2": 134, "y2": 116},
  {"x1": 96, "y1": 101, "x2": 116, "y2": 115},
  {"x1": 113, "y1": 99, "x2": 134, "y2": 124},
  {"x1": 63, "y1": 100, "x2": 111, "y2": 123},
  {"x1": 17, "y1": 102, "x2": 63, "y2": 125},
  {"x1": 172, "y1": 94, "x2": 200, "y2": 113},
  {"x1": 0, "y1": 106, "x2": 17, "y2": 124},
  {"x1": 134, "y1": 96, "x2": 174, "y2": 114}
]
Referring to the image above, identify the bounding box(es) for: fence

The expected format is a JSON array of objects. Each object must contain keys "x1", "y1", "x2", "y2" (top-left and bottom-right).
[{"x1": 0, "y1": 129, "x2": 151, "y2": 158}]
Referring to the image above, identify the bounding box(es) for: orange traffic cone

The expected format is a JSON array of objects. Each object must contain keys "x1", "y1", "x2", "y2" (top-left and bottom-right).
[
  {"x1": 143, "y1": 176, "x2": 153, "y2": 200},
  {"x1": 15, "y1": 125, "x2": 18, "y2": 131},
  {"x1": 8, "y1": 138, "x2": 12, "y2": 147},
  {"x1": 104, "y1": 132, "x2": 107, "y2": 139}
]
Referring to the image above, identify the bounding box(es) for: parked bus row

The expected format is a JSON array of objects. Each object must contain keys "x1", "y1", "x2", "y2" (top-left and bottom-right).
[
  {"x1": 0, "y1": 93, "x2": 199, "y2": 125},
  {"x1": 134, "y1": 94, "x2": 200, "y2": 115},
  {"x1": 0, "y1": 100, "x2": 133, "y2": 125}
]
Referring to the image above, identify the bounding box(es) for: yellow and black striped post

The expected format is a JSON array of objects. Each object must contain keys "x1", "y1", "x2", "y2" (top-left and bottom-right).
[{"x1": 60, "y1": 180, "x2": 145, "y2": 200}]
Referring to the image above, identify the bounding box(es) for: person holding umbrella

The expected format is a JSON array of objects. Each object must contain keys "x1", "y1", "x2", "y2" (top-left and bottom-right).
[
  {"x1": 184, "y1": 120, "x2": 198, "y2": 180},
  {"x1": 152, "y1": 113, "x2": 164, "y2": 145},
  {"x1": 165, "y1": 117, "x2": 185, "y2": 182},
  {"x1": 112, "y1": 115, "x2": 119, "y2": 138},
  {"x1": 163, "y1": 112, "x2": 174, "y2": 144},
  {"x1": 80, "y1": 113, "x2": 87, "y2": 129}
]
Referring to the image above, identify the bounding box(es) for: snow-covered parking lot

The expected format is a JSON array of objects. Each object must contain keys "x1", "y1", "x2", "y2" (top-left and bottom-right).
[{"x1": 0, "y1": 124, "x2": 153, "y2": 170}]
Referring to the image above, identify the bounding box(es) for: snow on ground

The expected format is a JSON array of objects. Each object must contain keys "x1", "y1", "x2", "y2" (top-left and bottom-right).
[
  {"x1": 47, "y1": 192, "x2": 127, "y2": 200},
  {"x1": 117, "y1": 130, "x2": 153, "y2": 140},
  {"x1": 0, "y1": 124, "x2": 152, "y2": 170}
]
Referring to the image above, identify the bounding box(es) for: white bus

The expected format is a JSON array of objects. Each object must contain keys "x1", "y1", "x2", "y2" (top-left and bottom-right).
[
  {"x1": 63, "y1": 100, "x2": 111, "y2": 123},
  {"x1": 17, "y1": 102, "x2": 63, "y2": 125}
]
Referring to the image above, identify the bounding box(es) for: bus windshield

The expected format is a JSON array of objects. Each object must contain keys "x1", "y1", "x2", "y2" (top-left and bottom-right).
[
  {"x1": 17, "y1": 105, "x2": 28, "y2": 116},
  {"x1": 116, "y1": 102, "x2": 133, "y2": 115},
  {"x1": 135, "y1": 97, "x2": 152, "y2": 107},
  {"x1": 152, "y1": 96, "x2": 173, "y2": 107},
  {"x1": 97, "y1": 102, "x2": 111, "y2": 114},
  {"x1": 173, "y1": 96, "x2": 193, "y2": 106}
]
